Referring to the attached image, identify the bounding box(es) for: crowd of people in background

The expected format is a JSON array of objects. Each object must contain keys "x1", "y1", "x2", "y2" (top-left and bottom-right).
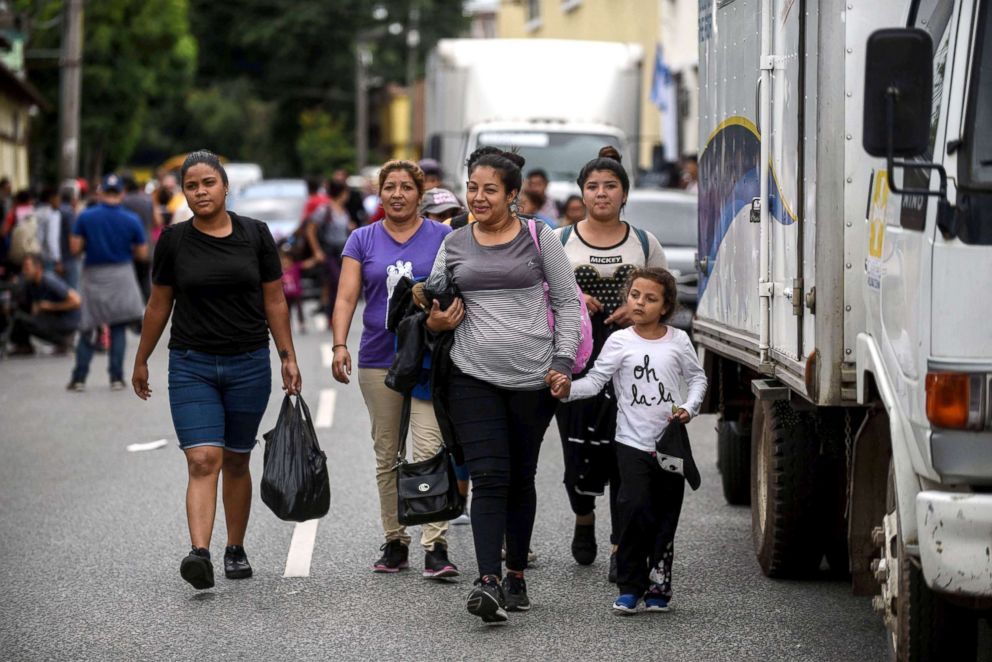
[{"x1": 0, "y1": 168, "x2": 194, "y2": 386}]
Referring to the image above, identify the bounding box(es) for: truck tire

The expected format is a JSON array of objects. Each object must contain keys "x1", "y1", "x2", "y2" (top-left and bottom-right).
[
  {"x1": 717, "y1": 417, "x2": 751, "y2": 506},
  {"x1": 884, "y1": 461, "x2": 980, "y2": 661},
  {"x1": 750, "y1": 399, "x2": 823, "y2": 578}
]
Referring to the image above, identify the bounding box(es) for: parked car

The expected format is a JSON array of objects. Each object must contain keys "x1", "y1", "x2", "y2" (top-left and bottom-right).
[
  {"x1": 224, "y1": 162, "x2": 264, "y2": 194},
  {"x1": 229, "y1": 179, "x2": 308, "y2": 242},
  {"x1": 622, "y1": 188, "x2": 698, "y2": 330}
]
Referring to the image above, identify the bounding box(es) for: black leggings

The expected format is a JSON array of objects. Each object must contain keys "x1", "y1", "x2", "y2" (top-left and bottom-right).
[
  {"x1": 447, "y1": 371, "x2": 557, "y2": 577},
  {"x1": 615, "y1": 443, "x2": 685, "y2": 598}
]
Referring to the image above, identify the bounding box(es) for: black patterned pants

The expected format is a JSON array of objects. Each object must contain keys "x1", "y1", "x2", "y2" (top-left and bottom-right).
[{"x1": 615, "y1": 442, "x2": 685, "y2": 598}]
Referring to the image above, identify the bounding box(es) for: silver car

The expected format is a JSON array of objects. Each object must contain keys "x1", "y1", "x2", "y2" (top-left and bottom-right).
[
  {"x1": 229, "y1": 179, "x2": 308, "y2": 242},
  {"x1": 622, "y1": 188, "x2": 698, "y2": 329}
]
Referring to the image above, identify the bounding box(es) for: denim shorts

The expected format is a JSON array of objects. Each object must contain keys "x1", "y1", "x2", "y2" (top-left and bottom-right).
[{"x1": 168, "y1": 348, "x2": 272, "y2": 453}]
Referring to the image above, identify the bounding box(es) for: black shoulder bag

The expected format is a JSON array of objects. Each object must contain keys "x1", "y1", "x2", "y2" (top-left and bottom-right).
[{"x1": 395, "y1": 393, "x2": 464, "y2": 525}]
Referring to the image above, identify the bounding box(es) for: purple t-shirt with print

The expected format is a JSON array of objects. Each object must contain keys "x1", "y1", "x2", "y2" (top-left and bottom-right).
[{"x1": 342, "y1": 219, "x2": 451, "y2": 368}]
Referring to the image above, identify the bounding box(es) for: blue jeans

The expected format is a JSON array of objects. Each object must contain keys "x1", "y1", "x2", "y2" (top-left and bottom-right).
[
  {"x1": 62, "y1": 258, "x2": 81, "y2": 290},
  {"x1": 168, "y1": 348, "x2": 271, "y2": 453},
  {"x1": 72, "y1": 323, "x2": 127, "y2": 383}
]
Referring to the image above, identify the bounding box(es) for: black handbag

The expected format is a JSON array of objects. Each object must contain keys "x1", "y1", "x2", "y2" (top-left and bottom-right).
[{"x1": 395, "y1": 394, "x2": 464, "y2": 525}]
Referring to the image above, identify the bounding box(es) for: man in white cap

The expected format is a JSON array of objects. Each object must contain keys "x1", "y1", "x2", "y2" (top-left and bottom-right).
[
  {"x1": 67, "y1": 173, "x2": 148, "y2": 391},
  {"x1": 419, "y1": 187, "x2": 464, "y2": 224}
]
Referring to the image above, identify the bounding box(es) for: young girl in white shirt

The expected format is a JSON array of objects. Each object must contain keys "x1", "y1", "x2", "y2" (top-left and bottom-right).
[{"x1": 550, "y1": 267, "x2": 707, "y2": 614}]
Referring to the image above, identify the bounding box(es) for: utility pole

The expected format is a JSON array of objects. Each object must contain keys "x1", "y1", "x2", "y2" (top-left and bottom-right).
[
  {"x1": 405, "y1": 4, "x2": 420, "y2": 160},
  {"x1": 354, "y1": 42, "x2": 370, "y2": 170},
  {"x1": 59, "y1": 0, "x2": 83, "y2": 183}
]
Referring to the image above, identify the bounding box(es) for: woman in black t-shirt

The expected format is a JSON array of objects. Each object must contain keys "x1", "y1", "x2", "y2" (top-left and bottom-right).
[{"x1": 131, "y1": 150, "x2": 302, "y2": 591}]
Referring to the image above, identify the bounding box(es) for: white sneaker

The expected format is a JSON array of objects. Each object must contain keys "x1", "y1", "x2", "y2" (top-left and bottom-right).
[{"x1": 452, "y1": 511, "x2": 471, "y2": 526}]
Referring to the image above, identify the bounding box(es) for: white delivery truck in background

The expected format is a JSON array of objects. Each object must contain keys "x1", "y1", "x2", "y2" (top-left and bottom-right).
[
  {"x1": 695, "y1": 0, "x2": 991, "y2": 658},
  {"x1": 423, "y1": 39, "x2": 642, "y2": 202}
]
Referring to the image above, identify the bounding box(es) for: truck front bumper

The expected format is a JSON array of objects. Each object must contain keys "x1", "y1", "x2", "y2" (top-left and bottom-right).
[{"x1": 916, "y1": 491, "x2": 992, "y2": 597}]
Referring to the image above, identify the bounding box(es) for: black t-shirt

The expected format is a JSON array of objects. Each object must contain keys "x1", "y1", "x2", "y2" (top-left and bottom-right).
[{"x1": 152, "y1": 212, "x2": 283, "y2": 355}]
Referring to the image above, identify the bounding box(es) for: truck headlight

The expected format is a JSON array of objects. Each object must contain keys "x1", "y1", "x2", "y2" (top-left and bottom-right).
[{"x1": 925, "y1": 372, "x2": 986, "y2": 430}]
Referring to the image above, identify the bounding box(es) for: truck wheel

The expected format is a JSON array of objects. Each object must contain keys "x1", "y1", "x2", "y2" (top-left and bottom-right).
[
  {"x1": 750, "y1": 399, "x2": 823, "y2": 578},
  {"x1": 880, "y1": 460, "x2": 980, "y2": 661},
  {"x1": 717, "y1": 416, "x2": 751, "y2": 505}
]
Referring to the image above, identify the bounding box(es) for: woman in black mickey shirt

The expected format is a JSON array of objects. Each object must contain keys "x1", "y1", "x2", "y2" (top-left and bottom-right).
[
  {"x1": 132, "y1": 150, "x2": 301, "y2": 590},
  {"x1": 554, "y1": 147, "x2": 667, "y2": 581}
]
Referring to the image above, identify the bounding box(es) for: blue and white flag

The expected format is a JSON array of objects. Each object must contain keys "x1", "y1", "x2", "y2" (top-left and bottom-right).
[
  {"x1": 650, "y1": 44, "x2": 673, "y2": 112},
  {"x1": 651, "y1": 44, "x2": 679, "y2": 160}
]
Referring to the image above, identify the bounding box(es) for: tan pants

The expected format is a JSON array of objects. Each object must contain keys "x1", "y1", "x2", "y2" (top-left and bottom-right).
[{"x1": 358, "y1": 368, "x2": 447, "y2": 550}]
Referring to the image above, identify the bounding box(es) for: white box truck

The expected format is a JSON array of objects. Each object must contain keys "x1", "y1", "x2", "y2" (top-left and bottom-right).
[
  {"x1": 696, "y1": 0, "x2": 992, "y2": 657},
  {"x1": 423, "y1": 38, "x2": 642, "y2": 201}
]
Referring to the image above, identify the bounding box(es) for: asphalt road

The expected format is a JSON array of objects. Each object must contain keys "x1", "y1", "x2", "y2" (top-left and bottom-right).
[{"x1": 0, "y1": 309, "x2": 888, "y2": 661}]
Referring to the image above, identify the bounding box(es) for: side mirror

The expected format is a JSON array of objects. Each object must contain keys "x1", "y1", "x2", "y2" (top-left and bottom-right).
[{"x1": 863, "y1": 28, "x2": 934, "y2": 158}]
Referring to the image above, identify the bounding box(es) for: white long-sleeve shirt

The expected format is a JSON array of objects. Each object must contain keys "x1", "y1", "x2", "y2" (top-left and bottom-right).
[{"x1": 565, "y1": 326, "x2": 708, "y2": 453}]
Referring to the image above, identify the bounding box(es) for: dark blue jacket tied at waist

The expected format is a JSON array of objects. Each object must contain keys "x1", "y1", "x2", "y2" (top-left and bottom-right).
[{"x1": 385, "y1": 275, "x2": 463, "y2": 464}]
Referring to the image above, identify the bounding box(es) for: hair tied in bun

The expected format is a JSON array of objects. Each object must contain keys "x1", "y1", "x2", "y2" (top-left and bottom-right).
[
  {"x1": 576, "y1": 145, "x2": 630, "y2": 193},
  {"x1": 501, "y1": 150, "x2": 527, "y2": 170},
  {"x1": 598, "y1": 145, "x2": 622, "y2": 164}
]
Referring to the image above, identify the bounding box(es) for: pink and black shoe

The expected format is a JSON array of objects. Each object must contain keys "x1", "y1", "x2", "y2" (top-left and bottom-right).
[
  {"x1": 422, "y1": 543, "x2": 459, "y2": 579},
  {"x1": 372, "y1": 540, "x2": 409, "y2": 573}
]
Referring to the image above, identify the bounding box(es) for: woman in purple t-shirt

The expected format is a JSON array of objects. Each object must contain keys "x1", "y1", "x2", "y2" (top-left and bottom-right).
[{"x1": 331, "y1": 160, "x2": 462, "y2": 578}]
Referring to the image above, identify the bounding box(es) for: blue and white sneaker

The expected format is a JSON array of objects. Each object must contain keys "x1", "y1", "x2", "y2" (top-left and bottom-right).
[
  {"x1": 451, "y1": 505, "x2": 471, "y2": 526},
  {"x1": 612, "y1": 594, "x2": 639, "y2": 615},
  {"x1": 644, "y1": 593, "x2": 671, "y2": 612}
]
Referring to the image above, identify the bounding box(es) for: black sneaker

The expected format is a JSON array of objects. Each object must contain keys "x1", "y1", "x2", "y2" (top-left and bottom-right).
[
  {"x1": 372, "y1": 540, "x2": 409, "y2": 573},
  {"x1": 502, "y1": 572, "x2": 531, "y2": 612},
  {"x1": 608, "y1": 550, "x2": 618, "y2": 584},
  {"x1": 423, "y1": 542, "x2": 459, "y2": 579},
  {"x1": 180, "y1": 547, "x2": 214, "y2": 590},
  {"x1": 224, "y1": 545, "x2": 253, "y2": 579},
  {"x1": 571, "y1": 523, "x2": 597, "y2": 565},
  {"x1": 466, "y1": 575, "x2": 508, "y2": 624}
]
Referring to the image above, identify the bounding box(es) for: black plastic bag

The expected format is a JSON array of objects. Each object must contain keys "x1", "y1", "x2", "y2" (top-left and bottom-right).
[{"x1": 261, "y1": 395, "x2": 331, "y2": 522}]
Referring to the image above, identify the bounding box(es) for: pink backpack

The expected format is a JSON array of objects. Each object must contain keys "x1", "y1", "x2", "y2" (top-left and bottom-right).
[{"x1": 527, "y1": 219, "x2": 594, "y2": 374}]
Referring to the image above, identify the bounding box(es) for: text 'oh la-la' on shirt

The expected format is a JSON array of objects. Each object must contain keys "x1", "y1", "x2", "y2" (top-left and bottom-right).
[
  {"x1": 565, "y1": 326, "x2": 707, "y2": 452},
  {"x1": 426, "y1": 218, "x2": 581, "y2": 390}
]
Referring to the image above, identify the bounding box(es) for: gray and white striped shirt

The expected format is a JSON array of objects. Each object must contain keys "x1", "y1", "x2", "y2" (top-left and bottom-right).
[{"x1": 427, "y1": 219, "x2": 581, "y2": 390}]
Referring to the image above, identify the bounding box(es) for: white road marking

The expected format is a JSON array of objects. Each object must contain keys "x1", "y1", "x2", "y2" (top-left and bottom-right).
[
  {"x1": 320, "y1": 343, "x2": 333, "y2": 368},
  {"x1": 126, "y1": 439, "x2": 169, "y2": 452},
  {"x1": 315, "y1": 389, "x2": 337, "y2": 429},
  {"x1": 283, "y1": 519, "x2": 320, "y2": 578}
]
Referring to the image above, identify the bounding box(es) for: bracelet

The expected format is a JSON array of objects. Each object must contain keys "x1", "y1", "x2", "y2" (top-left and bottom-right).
[{"x1": 332, "y1": 344, "x2": 347, "y2": 351}]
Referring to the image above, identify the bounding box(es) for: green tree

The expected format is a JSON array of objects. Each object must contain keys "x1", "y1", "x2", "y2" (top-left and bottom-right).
[
  {"x1": 296, "y1": 109, "x2": 355, "y2": 175},
  {"x1": 188, "y1": 0, "x2": 467, "y2": 173},
  {"x1": 21, "y1": 0, "x2": 197, "y2": 178}
]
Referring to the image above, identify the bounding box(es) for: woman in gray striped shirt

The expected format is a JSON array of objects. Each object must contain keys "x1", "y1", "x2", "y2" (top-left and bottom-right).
[{"x1": 425, "y1": 150, "x2": 581, "y2": 624}]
